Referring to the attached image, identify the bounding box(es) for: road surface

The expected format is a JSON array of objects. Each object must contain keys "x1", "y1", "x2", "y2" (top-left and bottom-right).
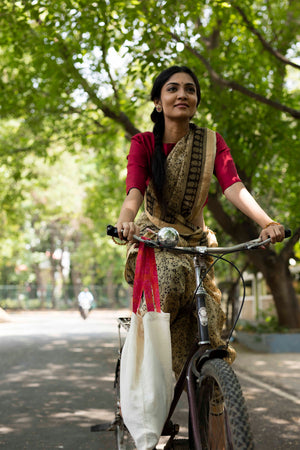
[{"x1": 0, "y1": 310, "x2": 299, "y2": 449}]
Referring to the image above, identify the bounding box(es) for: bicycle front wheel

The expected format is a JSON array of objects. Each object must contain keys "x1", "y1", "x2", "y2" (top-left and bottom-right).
[{"x1": 190, "y1": 358, "x2": 254, "y2": 449}]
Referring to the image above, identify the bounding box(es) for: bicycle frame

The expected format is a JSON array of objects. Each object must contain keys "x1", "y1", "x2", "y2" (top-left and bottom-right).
[
  {"x1": 105, "y1": 224, "x2": 291, "y2": 449},
  {"x1": 160, "y1": 252, "x2": 229, "y2": 449}
]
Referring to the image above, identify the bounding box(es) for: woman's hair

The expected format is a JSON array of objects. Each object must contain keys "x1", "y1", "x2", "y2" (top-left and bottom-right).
[{"x1": 150, "y1": 66, "x2": 201, "y2": 206}]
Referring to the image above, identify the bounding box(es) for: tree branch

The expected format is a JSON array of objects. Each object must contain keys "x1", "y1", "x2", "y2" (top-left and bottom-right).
[
  {"x1": 206, "y1": 191, "x2": 259, "y2": 241},
  {"x1": 194, "y1": 18, "x2": 222, "y2": 51},
  {"x1": 231, "y1": 2, "x2": 300, "y2": 70},
  {"x1": 207, "y1": 191, "x2": 299, "y2": 271},
  {"x1": 280, "y1": 226, "x2": 300, "y2": 263},
  {"x1": 57, "y1": 40, "x2": 141, "y2": 137},
  {"x1": 26, "y1": 20, "x2": 140, "y2": 137},
  {"x1": 170, "y1": 32, "x2": 300, "y2": 119},
  {"x1": 101, "y1": 22, "x2": 120, "y2": 103}
]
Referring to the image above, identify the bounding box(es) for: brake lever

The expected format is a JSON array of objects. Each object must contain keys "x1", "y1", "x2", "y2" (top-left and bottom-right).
[
  {"x1": 247, "y1": 237, "x2": 271, "y2": 250},
  {"x1": 133, "y1": 235, "x2": 160, "y2": 248}
]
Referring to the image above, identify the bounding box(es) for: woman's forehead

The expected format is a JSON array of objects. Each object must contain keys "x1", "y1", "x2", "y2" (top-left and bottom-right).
[{"x1": 164, "y1": 72, "x2": 195, "y2": 86}]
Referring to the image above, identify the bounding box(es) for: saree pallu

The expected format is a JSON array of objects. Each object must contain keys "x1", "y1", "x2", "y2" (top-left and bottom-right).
[{"x1": 125, "y1": 125, "x2": 236, "y2": 377}]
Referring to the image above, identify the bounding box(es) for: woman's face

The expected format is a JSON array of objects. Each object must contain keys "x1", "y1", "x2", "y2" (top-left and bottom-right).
[{"x1": 154, "y1": 72, "x2": 198, "y2": 122}]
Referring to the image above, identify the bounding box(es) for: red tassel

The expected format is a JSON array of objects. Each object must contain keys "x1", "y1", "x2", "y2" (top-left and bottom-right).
[{"x1": 132, "y1": 241, "x2": 161, "y2": 313}]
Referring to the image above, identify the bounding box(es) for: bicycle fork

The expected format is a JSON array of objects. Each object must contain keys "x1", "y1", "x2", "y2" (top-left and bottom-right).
[
  {"x1": 185, "y1": 255, "x2": 209, "y2": 449},
  {"x1": 194, "y1": 254, "x2": 210, "y2": 345},
  {"x1": 186, "y1": 255, "x2": 228, "y2": 449}
]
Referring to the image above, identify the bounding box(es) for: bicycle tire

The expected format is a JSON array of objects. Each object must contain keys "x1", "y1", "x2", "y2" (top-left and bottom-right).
[
  {"x1": 190, "y1": 358, "x2": 254, "y2": 450},
  {"x1": 114, "y1": 358, "x2": 136, "y2": 450}
]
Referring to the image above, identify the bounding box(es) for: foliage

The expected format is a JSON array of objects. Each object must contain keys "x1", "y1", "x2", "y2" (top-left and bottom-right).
[
  {"x1": 237, "y1": 308, "x2": 290, "y2": 334},
  {"x1": 0, "y1": 0, "x2": 299, "y2": 225},
  {"x1": 0, "y1": 0, "x2": 299, "y2": 318}
]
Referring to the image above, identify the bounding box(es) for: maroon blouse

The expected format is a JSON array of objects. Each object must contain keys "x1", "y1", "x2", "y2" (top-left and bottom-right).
[{"x1": 126, "y1": 131, "x2": 241, "y2": 197}]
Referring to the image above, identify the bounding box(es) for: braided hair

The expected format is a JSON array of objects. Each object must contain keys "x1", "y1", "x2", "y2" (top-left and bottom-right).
[{"x1": 150, "y1": 66, "x2": 201, "y2": 206}]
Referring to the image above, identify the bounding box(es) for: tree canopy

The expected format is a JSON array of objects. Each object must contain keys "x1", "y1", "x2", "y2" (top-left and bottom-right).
[{"x1": 0, "y1": 0, "x2": 299, "y2": 323}]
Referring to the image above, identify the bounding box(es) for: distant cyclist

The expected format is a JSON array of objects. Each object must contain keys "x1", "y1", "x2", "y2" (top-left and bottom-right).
[{"x1": 78, "y1": 287, "x2": 94, "y2": 319}]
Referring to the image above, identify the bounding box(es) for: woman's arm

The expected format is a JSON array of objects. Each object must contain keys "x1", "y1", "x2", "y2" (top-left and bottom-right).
[
  {"x1": 116, "y1": 188, "x2": 143, "y2": 242},
  {"x1": 224, "y1": 182, "x2": 285, "y2": 243}
]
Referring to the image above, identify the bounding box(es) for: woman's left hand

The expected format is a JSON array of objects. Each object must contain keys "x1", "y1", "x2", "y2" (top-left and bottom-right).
[{"x1": 259, "y1": 222, "x2": 285, "y2": 244}]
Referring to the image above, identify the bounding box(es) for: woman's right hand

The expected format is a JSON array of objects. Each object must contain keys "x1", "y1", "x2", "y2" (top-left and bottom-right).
[
  {"x1": 116, "y1": 221, "x2": 140, "y2": 243},
  {"x1": 116, "y1": 188, "x2": 143, "y2": 243}
]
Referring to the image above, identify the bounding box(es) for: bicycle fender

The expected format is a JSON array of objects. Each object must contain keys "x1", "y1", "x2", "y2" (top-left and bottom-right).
[{"x1": 191, "y1": 347, "x2": 229, "y2": 378}]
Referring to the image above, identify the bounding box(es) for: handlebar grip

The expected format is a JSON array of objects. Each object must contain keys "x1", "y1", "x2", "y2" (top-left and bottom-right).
[
  {"x1": 285, "y1": 229, "x2": 292, "y2": 238},
  {"x1": 107, "y1": 225, "x2": 119, "y2": 238},
  {"x1": 107, "y1": 225, "x2": 291, "y2": 241}
]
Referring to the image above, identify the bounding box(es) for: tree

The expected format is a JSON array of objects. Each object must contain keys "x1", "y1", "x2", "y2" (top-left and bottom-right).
[
  {"x1": 0, "y1": 0, "x2": 299, "y2": 325},
  {"x1": 0, "y1": 124, "x2": 128, "y2": 307}
]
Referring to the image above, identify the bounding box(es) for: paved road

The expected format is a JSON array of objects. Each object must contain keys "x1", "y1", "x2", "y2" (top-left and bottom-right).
[
  {"x1": 0, "y1": 311, "x2": 299, "y2": 449},
  {"x1": 233, "y1": 344, "x2": 300, "y2": 449},
  {"x1": 0, "y1": 310, "x2": 120, "y2": 450}
]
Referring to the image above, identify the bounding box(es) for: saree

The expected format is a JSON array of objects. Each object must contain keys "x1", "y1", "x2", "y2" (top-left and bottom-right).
[{"x1": 125, "y1": 125, "x2": 236, "y2": 377}]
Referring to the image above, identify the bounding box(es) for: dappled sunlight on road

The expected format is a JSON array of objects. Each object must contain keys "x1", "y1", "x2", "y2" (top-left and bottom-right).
[
  {"x1": 51, "y1": 408, "x2": 114, "y2": 424},
  {"x1": 251, "y1": 357, "x2": 300, "y2": 380},
  {"x1": 0, "y1": 311, "x2": 121, "y2": 448},
  {"x1": 240, "y1": 385, "x2": 300, "y2": 446},
  {"x1": 232, "y1": 342, "x2": 300, "y2": 449},
  {"x1": 0, "y1": 426, "x2": 14, "y2": 435},
  {"x1": 0, "y1": 311, "x2": 299, "y2": 449},
  {"x1": 236, "y1": 365, "x2": 300, "y2": 448}
]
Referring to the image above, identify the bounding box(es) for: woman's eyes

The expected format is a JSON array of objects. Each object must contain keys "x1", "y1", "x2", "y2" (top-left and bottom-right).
[{"x1": 167, "y1": 86, "x2": 196, "y2": 93}]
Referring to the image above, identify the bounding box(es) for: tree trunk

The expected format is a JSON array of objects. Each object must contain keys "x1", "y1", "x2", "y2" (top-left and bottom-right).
[
  {"x1": 248, "y1": 249, "x2": 300, "y2": 328},
  {"x1": 207, "y1": 193, "x2": 300, "y2": 329},
  {"x1": 34, "y1": 264, "x2": 46, "y2": 308},
  {"x1": 70, "y1": 267, "x2": 82, "y2": 303},
  {"x1": 106, "y1": 265, "x2": 117, "y2": 307},
  {"x1": 58, "y1": 257, "x2": 69, "y2": 306},
  {"x1": 69, "y1": 231, "x2": 82, "y2": 304},
  {"x1": 49, "y1": 257, "x2": 57, "y2": 309}
]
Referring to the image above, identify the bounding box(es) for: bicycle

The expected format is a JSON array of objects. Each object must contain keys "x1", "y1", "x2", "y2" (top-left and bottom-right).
[{"x1": 92, "y1": 225, "x2": 291, "y2": 449}]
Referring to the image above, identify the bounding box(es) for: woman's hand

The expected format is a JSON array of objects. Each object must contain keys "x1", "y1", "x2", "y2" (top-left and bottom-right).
[
  {"x1": 116, "y1": 188, "x2": 143, "y2": 243},
  {"x1": 259, "y1": 222, "x2": 285, "y2": 244},
  {"x1": 116, "y1": 221, "x2": 140, "y2": 243}
]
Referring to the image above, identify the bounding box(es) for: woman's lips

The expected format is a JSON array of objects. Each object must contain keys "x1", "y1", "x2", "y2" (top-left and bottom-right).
[{"x1": 174, "y1": 104, "x2": 189, "y2": 108}]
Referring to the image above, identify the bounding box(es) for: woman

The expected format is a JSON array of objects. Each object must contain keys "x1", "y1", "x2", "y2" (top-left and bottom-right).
[{"x1": 116, "y1": 65, "x2": 285, "y2": 376}]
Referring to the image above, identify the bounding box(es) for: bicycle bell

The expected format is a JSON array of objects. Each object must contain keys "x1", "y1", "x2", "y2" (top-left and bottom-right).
[{"x1": 157, "y1": 227, "x2": 179, "y2": 247}]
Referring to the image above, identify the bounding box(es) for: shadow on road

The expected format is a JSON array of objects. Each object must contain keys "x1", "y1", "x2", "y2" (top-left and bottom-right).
[
  {"x1": 0, "y1": 311, "x2": 299, "y2": 449},
  {"x1": 0, "y1": 311, "x2": 119, "y2": 449}
]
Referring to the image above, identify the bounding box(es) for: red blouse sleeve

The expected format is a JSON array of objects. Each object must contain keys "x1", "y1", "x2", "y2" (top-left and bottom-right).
[
  {"x1": 126, "y1": 132, "x2": 154, "y2": 195},
  {"x1": 215, "y1": 133, "x2": 241, "y2": 192},
  {"x1": 126, "y1": 130, "x2": 241, "y2": 196}
]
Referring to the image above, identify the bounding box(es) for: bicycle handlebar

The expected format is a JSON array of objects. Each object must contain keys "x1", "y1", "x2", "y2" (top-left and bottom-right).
[{"x1": 106, "y1": 225, "x2": 291, "y2": 256}]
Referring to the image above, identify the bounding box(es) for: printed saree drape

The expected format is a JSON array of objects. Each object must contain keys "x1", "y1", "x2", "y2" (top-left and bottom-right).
[{"x1": 125, "y1": 125, "x2": 236, "y2": 377}]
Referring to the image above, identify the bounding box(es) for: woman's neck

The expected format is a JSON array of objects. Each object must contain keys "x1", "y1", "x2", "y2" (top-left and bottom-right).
[{"x1": 163, "y1": 120, "x2": 190, "y2": 143}]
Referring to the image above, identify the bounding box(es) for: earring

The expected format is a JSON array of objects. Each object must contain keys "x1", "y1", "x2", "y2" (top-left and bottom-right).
[{"x1": 156, "y1": 105, "x2": 162, "y2": 113}]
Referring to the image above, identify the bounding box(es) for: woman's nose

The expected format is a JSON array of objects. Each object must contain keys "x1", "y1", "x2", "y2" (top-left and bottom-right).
[{"x1": 177, "y1": 88, "x2": 187, "y2": 99}]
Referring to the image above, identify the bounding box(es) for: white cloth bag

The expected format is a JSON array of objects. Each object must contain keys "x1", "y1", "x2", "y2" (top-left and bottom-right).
[{"x1": 120, "y1": 242, "x2": 173, "y2": 450}]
